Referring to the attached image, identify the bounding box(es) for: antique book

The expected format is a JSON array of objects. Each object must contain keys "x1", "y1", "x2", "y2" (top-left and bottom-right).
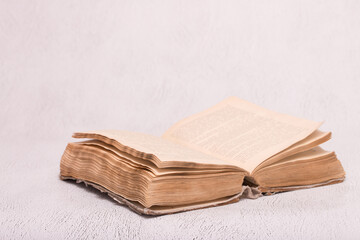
[{"x1": 60, "y1": 97, "x2": 345, "y2": 215}]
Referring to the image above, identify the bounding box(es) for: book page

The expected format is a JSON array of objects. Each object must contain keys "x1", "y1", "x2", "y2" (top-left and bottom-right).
[
  {"x1": 266, "y1": 146, "x2": 333, "y2": 167},
  {"x1": 162, "y1": 97, "x2": 322, "y2": 172},
  {"x1": 73, "y1": 130, "x2": 240, "y2": 170},
  {"x1": 252, "y1": 130, "x2": 331, "y2": 173},
  {"x1": 77, "y1": 139, "x2": 242, "y2": 176}
]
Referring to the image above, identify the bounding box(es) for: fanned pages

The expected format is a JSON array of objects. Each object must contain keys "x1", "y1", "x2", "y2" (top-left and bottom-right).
[{"x1": 60, "y1": 97, "x2": 345, "y2": 215}]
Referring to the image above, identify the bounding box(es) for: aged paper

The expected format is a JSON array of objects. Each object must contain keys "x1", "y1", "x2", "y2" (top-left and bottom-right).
[
  {"x1": 163, "y1": 97, "x2": 322, "y2": 172},
  {"x1": 78, "y1": 140, "x2": 241, "y2": 176},
  {"x1": 253, "y1": 130, "x2": 331, "y2": 172},
  {"x1": 73, "y1": 130, "x2": 238, "y2": 169}
]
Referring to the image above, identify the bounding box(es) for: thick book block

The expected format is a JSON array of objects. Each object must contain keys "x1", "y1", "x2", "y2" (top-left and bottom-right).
[{"x1": 60, "y1": 97, "x2": 345, "y2": 215}]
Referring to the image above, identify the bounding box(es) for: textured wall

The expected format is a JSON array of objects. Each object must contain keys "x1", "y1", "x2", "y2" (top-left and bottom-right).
[{"x1": 1, "y1": 0, "x2": 359, "y2": 239}]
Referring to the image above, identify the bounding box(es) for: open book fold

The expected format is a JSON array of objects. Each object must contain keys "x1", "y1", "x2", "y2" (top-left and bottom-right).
[{"x1": 60, "y1": 97, "x2": 345, "y2": 215}]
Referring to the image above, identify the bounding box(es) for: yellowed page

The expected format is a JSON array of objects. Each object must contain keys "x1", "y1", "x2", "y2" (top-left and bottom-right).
[
  {"x1": 252, "y1": 130, "x2": 331, "y2": 173},
  {"x1": 162, "y1": 97, "x2": 322, "y2": 172},
  {"x1": 78, "y1": 140, "x2": 241, "y2": 176},
  {"x1": 73, "y1": 130, "x2": 240, "y2": 170},
  {"x1": 262, "y1": 146, "x2": 333, "y2": 169}
]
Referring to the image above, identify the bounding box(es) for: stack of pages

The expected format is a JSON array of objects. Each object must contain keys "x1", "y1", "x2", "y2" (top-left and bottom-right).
[{"x1": 60, "y1": 97, "x2": 345, "y2": 215}]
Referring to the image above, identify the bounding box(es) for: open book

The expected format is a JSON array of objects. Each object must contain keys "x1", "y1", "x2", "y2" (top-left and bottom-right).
[{"x1": 60, "y1": 97, "x2": 345, "y2": 215}]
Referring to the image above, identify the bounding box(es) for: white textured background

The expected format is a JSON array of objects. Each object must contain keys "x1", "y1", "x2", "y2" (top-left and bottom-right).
[{"x1": 1, "y1": 0, "x2": 360, "y2": 239}]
